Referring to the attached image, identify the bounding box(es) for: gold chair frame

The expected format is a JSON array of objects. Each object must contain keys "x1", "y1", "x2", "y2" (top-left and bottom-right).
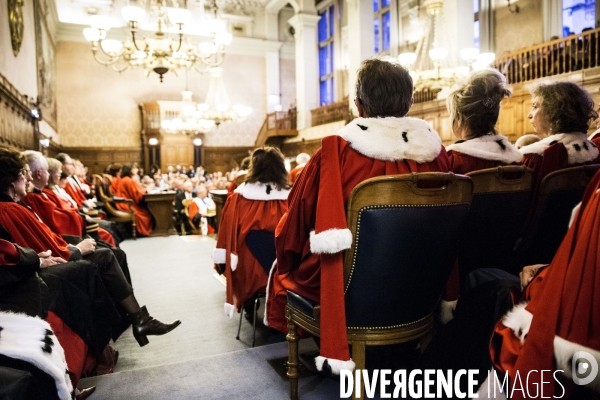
[
  {"x1": 93, "y1": 174, "x2": 137, "y2": 239},
  {"x1": 285, "y1": 172, "x2": 474, "y2": 400}
]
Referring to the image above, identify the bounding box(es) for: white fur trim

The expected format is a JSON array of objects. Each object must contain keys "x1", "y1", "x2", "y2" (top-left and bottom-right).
[
  {"x1": 569, "y1": 202, "x2": 582, "y2": 228},
  {"x1": 315, "y1": 356, "x2": 356, "y2": 375},
  {"x1": 230, "y1": 253, "x2": 238, "y2": 272},
  {"x1": 224, "y1": 303, "x2": 235, "y2": 319},
  {"x1": 338, "y1": 117, "x2": 442, "y2": 163},
  {"x1": 234, "y1": 182, "x2": 290, "y2": 201},
  {"x1": 310, "y1": 229, "x2": 352, "y2": 254},
  {"x1": 213, "y1": 248, "x2": 226, "y2": 264},
  {"x1": 554, "y1": 336, "x2": 600, "y2": 391},
  {"x1": 0, "y1": 312, "x2": 73, "y2": 400},
  {"x1": 502, "y1": 302, "x2": 532, "y2": 344},
  {"x1": 263, "y1": 260, "x2": 277, "y2": 327},
  {"x1": 520, "y1": 133, "x2": 599, "y2": 164},
  {"x1": 446, "y1": 135, "x2": 523, "y2": 164},
  {"x1": 439, "y1": 299, "x2": 457, "y2": 325}
]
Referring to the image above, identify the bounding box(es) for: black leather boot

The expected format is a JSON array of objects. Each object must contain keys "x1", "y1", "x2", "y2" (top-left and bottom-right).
[{"x1": 130, "y1": 306, "x2": 181, "y2": 347}]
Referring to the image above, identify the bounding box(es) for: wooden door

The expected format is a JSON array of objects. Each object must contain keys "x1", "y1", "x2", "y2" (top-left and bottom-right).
[{"x1": 161, "y1": 135, "x2": 194, "y2": 171}]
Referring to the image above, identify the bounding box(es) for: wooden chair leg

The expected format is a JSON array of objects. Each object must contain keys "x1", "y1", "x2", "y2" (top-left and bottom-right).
[
  {"x1": 286, "y1": 318, "x2": 300, "y2": 400},
  {"x1": 352, "y1": 342, "x2": 366, "y2": 400},
  {"x1": 132, "y1": 219, "x2": 137, "y2": 240}
]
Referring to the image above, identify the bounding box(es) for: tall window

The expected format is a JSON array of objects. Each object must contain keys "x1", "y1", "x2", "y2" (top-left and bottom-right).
[
  {"x1": 374, "y1": 0, "x2": 391, "y2": 53},
  {"x1": 562, "y1": 0, "x2": 595, "y2": 36},
  {"x1": 318, "y1": 5, "x2": 335, "y2": 106},
  {"x1": 473, "y1": 0, "x2": 480, "y2": 48}
]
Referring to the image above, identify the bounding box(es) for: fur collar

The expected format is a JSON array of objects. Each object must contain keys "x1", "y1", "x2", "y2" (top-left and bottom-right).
[
  {"x1": 502, "y1": 302, "x2": 532, "y2": 344},
  {"x1": 519, "y1": 133, "x2": 599, "y2": 164},
  {"x1": 446, "y1": 134, "x2": 522, "y2": 164},
  {"x1": 234, "y1": 182, "x2": 290, "y2": 201},
  {"x1": 338, "y1": 117, "x2": 442, "y2": 163},
  {"x1": 0, "y1": 312, "x2": 73, "y2": 400}
]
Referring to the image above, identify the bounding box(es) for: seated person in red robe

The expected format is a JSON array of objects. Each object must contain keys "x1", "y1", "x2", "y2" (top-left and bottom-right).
[
  {"x1": 265, "y1": 57, "x2": 451, "y2": 372},
  {"x1": 0, "y1": 145, "x2": 180, "y2": 348},
  {"x1": 112, "y1": 163, "x2": 154, "y2": 236},
  {"x1": 445, "y1": 69, "x2": 522, "y2": 174},
  {"x1": 520, "y1": 82, "x2": 599, "y2": 187},
  {"x1": 55, "y1": 153, "x2": 94, "y2": 210},
  {"x1": 227, "y1": 156, "x2": 251, "y2": 196},
  {"x1": 214, "y1": 147, "x2": 290, "y2": 321},
  {"x1": 289, "y1": 152, "x2": 310, "y2": 184},
  {"x1": 189, "y1": 185, "x2": 216, "y2": 234}
]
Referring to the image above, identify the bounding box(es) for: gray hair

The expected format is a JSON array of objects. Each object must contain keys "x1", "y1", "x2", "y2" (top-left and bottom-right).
[
  {"x1": 355, "y1": 57, "x2": 413, "y2": 118},
  {"x1": 22, "y1": 150, "x2": 48, "y2": 173},
  {"x1": 446, "y1": 68, "x2": 512, "y2": 138}
]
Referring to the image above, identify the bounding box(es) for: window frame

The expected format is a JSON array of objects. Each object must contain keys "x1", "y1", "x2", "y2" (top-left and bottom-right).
[
  {"x1": 318, "y1": 4, "x2": 336, "y2": 105},
  {"x1": 374, "y1": 0, "x2": 392, "y2": 54}
]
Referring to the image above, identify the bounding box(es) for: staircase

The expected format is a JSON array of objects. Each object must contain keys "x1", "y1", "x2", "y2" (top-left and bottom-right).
[{"x1": 254, "y1": 111, "x2": 298, "y2": 148}]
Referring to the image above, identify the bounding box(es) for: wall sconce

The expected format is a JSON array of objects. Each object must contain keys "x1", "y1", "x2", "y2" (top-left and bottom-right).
[
  {"x1": 39, "y1": 138, "x2": 50, "y2": 147},
  {"x1": 507, "y1": 0, "x2": 519, "y2": 13},
  {"x1": 193, "y1": 138, "x2": 203, "y2": 146},
  {"x1": 148, "y1": 138, "x2": 159, "y2": 146}
]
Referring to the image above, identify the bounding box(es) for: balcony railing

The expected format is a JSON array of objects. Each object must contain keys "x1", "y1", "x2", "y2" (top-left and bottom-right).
[
  {"x1": 311, "y1": 98, "x2": 353, "y2": 127},
  {"x1": 254, "y1": 110, "x2": 298, "y2": 147},
  {"x1": 413, "y1": 87, "x2": 442, "y2": 104},
  {"x1": 493, "y1": 27, "x2": 600, "y2": 84}
]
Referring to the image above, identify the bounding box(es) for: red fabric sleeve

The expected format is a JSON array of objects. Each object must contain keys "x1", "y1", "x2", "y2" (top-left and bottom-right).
[{"x1": 0, "y1": 239, "x2": 20, "y2": 265}]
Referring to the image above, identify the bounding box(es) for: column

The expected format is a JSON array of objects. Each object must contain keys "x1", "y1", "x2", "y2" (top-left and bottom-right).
[
  {"x1": 266, "y1": 51, "x2": 280, "y2": 112},
  {"x1": 442, "y1": 0, "x2": 474, "y2": 61},
  {"x1": 346, "y1": 0, "x2": 375, "y2": 116},
  {"x1": 288, "y1": 13, "x2": 321, "y2": 130}
]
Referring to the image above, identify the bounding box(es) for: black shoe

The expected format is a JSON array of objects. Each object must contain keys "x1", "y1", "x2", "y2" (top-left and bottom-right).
[{"x1": 130, "y1": 306, "x2": 181, "y2": 347}]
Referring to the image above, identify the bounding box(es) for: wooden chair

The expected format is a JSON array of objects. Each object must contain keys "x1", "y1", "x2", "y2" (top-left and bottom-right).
[
  {"x1": 93, "y1": 175, "x2": 137, "y2": 239},
  {"x1": 458, "y1": 166, "x2": 534, "y2": 279},
  {"x1": 181, "y1": 198, "x2": 201, "y2": 235},
  {"x1": 235, "y1": 230, "x2": 276, "y2": 347},
  {"x1": 516, "y1": 164, "x2": 600, "y2": 266},
  {"x1": 285, "y1": 173, "x2": 473, "y2": 400}
]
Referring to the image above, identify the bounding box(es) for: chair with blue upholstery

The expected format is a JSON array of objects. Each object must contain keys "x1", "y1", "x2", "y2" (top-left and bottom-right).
[
  {"x1": 284, "y1": 172, "x2": 474, "y2": 400},
  {"x1": 235, "y1": 230, "x2": 276, "y2": 347}
]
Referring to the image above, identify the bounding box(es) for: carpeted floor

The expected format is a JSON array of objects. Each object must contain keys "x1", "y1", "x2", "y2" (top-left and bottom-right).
[{"x1": 78, "y1": 235, "x2": 341, "y2": 399}]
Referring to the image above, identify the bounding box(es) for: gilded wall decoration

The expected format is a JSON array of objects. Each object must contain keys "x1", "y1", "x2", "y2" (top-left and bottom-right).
[
  {"x1": 8, "y1": 0, "x2": 24, "y2": 56},
  {"x1": 34, "y1": 0, "x2": 57, "y2": 129}
]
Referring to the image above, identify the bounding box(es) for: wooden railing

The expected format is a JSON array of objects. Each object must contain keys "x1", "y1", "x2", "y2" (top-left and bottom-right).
[
  {"x1": 254, "y1": 110, "x2": 298, "y2": 147},
  {"x1": 413, "y1": 87, "x2": 442, "y2": 104},
  {"x1": 0, "y1": 72, "x2": 37, "y2": 150},
  {"x1": 493, "y1": 27, "x2": 600, "y2": 84},
  {"x1": 311, "y1": 97, "x2": 353, "y2": 127}
]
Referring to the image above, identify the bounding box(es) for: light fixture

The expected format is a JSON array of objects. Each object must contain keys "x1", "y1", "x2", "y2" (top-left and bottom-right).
[
  {"x1": 194, "y1": 67, "x2": 252, "y2": 126},
  {"x1": 193, "y1": 138, "x2": 203, "y2": 146},
  {"x1": 161, "y1": 90, "x2": 217, "y2": 135},
  {"x1": 148, "y1": 138, "x2": 159, "y2": 145},
  {"x1": 82, "y1": 0, "x2": 233, "y2": 82},
  {"x1": 398, "y1": 52, "x2": 417, "y2": 67}
]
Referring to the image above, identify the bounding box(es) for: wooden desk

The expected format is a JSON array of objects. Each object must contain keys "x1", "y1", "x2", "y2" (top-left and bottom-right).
[
  {"x1": 144, "y1": 192, "x2": 177, "y2": 237},
  {"x1": 210, "y1": 190, "x2": 228, "y2": 232}
]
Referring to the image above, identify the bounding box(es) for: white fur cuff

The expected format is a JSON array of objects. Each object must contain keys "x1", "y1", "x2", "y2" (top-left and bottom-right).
[
  {"x1": 315, "y1": 356, "x2": 356, "y2": 375},
  {"x1": 439, "y1": 299, "x2": 457, "y2": 325},
  {"x1": 554, "y1": 336, "x2": 600, "y2": 391},
  {"x1": 502, "y1": 302, "x2": 532, "y2": 344},
  {"x1": 231, "y1": 253, "x2": 238, "y2": 272},
  {"x1": 213, "y1": 248, "x2": 226, "y2": 264},
  {"x1": 310, "y1": 229, "x2": 352, "y2": 254},
  {"x1": 224, "y1": 303, "x2": 235, "y2": 319}
]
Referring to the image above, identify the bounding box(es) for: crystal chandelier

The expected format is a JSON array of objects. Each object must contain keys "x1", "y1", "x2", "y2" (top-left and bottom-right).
[
  {"x1": 160, "y1": 90, "x2": 217, "y2": 134},
  {"x1": 82, "y1": 0, "x2": 233, "y2": 82},
  {"x1": 397, "y1": 0, "x2": 495, "y2": 95}
]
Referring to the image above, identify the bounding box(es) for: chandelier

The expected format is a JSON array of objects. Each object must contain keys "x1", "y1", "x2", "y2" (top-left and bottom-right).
[
  {"x1": 82, "y1": 0, "x2": 233, "y2": 82},
  {"x1": 397, "y1": 0, "x2": 495, "y2": 95},
  {"x1": 161, "y1": 67, "x2": 252, "y2": 134}
]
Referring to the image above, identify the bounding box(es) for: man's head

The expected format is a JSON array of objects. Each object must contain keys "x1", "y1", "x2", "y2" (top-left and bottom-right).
[
  {"x1": 183, "y1": 180, "x2": 193, "y2": 193},
  {"x1": 197, "y1": 185, "x2": 208, "y2": 198},
  {"x1": 56, "y1": 153, "x2": 75, "y2": 175},
  {"x1": 22, "y1": 150, "x2": 49, "y2": 188},
  {"x1": 354, "y1": 57, "x2": 413, "y2": 118}
]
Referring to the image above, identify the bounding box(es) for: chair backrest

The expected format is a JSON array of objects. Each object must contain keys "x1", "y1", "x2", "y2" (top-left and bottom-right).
[
  {"x1": 343, "y1": 173, "x2": 473, "y2": 328},
  {"x1": 458, "y1": 166, "x2": 533, "y2": 278},
  {"x1": 519, "y1": 164, "x2": 600, "y2": 265},
  {"x1": 245, "y1": 230, "x2": 276, "y2": 275}
]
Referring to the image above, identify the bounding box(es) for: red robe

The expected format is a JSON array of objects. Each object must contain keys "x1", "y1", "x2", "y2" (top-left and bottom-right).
[
  {"x1": 289, "y1": 163, "x2": 306, "y2": 184},
  {"x1": 23, "y1": 189, "x2": 85, "y2": 237},
  {"x1": 110, "y1": 177, "x2": 121, "y2": 196},
  {"x1": 266, "y1": 117, "x2": 450, "y2": 369},
  {"x1": 214, "y1": 182, "x2": 289, "y2": 315},
  {"x1": 0, "y1": 199, "x2": 72, "y2": 260},
  {"x1": 189, "y1": 198, "x2": 216, "y2": 234},
  {"x1": 520, "y1": 132, "x2": 599, "y2": 189},
  {"x1": 113, "y1": 176, "x2": 153, "y2": 236},
  {"x1": 64, "y1": 177, "x2": 87, "y2": 208},
  {"x1": 591, "y1": 133, "x2": 600, "y2": 163},
  {"x1": 446, "y1": 134, "x2": 522, "y2": 175},
  {"x1": 490, "y1": 169, "x2": 600, "y2": 399}
]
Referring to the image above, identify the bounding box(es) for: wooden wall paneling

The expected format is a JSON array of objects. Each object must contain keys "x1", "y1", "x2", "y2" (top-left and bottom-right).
[
  {"x1": 280, "y1": 139, "x2": 323, "y2": 158},
  {"x1": 61, "y1": 147, "x2": 143, "y2": 175},
  {"x1": 160, "y1": 134, "x2": 194, "y2": 171},
  {"x1": 202, "y1": 146, "x2": 253, "y2": 173}
]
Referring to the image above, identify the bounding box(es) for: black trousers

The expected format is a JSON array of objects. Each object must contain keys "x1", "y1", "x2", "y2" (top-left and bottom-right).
[{"x1": 82, "y1": 248, "x2": 133, "y2": 302}]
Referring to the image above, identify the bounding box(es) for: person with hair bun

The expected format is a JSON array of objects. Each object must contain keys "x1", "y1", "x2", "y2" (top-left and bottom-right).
[
  {"x1": 445, "y1": 69, "x2": 522, "y2": 174},
  {"x1": 520, "y1": 82, "x2": 599, "y2": 186},
  {"x1": 213, "y1": 147, "x2": 290, "y2": 322}
]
